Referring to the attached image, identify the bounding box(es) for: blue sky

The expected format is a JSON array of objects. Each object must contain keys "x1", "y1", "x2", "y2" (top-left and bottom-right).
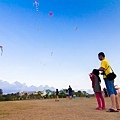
[{"x1": 0, "y1": 0, "x2": 120, "y2": 90}]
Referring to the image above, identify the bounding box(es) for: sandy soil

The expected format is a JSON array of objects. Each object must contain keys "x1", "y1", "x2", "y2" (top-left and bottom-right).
[{"x1": 0, "y1": 97, "x2": 120, "y2": 120}]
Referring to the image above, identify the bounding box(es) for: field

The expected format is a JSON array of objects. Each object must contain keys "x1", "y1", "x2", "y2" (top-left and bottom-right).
[{"x1": 0, "y1": 97, "x2": 120, "y2": 120}]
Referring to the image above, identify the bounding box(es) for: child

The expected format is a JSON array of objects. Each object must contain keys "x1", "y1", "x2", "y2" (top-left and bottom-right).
[
  {"x1": 66, "y1": 90, "x2": 69, "y2": 99},
  {"x1": 89, "y1": 69, "x2": 105, "y2": 110},
  {"x1": 55, "y1": 89, "x2": 59, "y2": 101},
  {"x1": 118, "y1": 88, "x2": 120, "y2": 96},
  {"x1": 114, "y1": 85, "x2": 120, "y2": 110},
  {"x1": 115, "y1": 85, "x2": 120, "y2": 97}
]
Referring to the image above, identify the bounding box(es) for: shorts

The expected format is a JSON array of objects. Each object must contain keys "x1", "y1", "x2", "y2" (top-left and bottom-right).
[
  {"x1": 69, "y1": 92, "x2": 72, "y2": 96},
  {"x1": 104, "y1": 78, "x2": 117, "y2": 95}
]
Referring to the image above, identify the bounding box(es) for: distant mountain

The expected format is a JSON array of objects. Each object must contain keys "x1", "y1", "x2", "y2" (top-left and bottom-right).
[
  {"x1": 0, "y1": 80, "x2": 93, "y2": 94},
  {"x1": 0, "y1": 80, "x2": 55, "y2": 94}
]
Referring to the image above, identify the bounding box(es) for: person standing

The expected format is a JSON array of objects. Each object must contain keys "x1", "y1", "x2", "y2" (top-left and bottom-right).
[
  {"x1": 89, "y1": 69, "x2": 105, "y2": 110},
  {"x1": 68, "y1": 85, "x2": 72, "y2": 99},
  {"x1": 98, "y1": 52, "x2": 120, "y2": 112},
  {"x1": 55, "y1": 89, "x2": 59, "y2": 101},
  {"x1": 115, "y1": 85, "x2": 120, "y2": 98}
]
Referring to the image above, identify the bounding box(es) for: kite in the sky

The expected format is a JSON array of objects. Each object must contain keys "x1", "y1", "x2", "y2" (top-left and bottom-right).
[
  {"x1": 37, "y1": 28, "x2": 40, "y2": 31},
  {"x1": 51, "y1": 52, "x2": 53, "y2": 56},
  {"x1": 74, "y1": 27, "x2": 78, "y2": 31},
  {"x1": 49, "y1": 12, "x2": 53, "y2": 17},
  {"x1": 0, "y1": 46, "x2": 3, "y2": 56},
  {"x1": 44, "y1": 44, "x2": 46, "y2": 48},
  {"x1": 33, "y1": 0, "x2": 39, "y2": 12}
]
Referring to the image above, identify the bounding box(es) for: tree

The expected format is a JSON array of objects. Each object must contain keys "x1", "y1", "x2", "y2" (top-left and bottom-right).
[
  {"x1": 49, "y1": 91, "x2": 55, "y2": 98},
  {"x1": 77, "y1": 91, "x2": 82, "y2": 97},
  {"x1": 5, "y1": 94, "x2": 13, "y2": 101},
  {"x1": 82, "y1": 91, "x2": 87, "y2": 95},
  {"x1": 59, "y1": 89, "x2": 66, "y2": 98},
  {"x1": 46, "y1": 89, "x2": 52, "y2": 98},
  {"x1": 0, "y1": 89, "x2": 3, "y2": 96}
]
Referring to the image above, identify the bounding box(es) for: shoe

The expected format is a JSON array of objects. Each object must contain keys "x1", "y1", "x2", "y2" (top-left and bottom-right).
[
  {"x1": 96, "y1": 107, "x2": 102, "y2": 110},
  {"x1": 106, "y1": 108, "x2": 119, "y2": 112}
]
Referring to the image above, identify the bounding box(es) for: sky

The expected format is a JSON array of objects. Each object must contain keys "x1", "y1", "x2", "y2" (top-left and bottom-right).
[{"x1": 0, "y1": 0, "x2": 120, "y2": 90}]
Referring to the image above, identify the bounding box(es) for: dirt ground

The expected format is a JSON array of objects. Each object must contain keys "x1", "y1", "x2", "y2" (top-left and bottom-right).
[{"x1": 0, "y1": 97, "x2": 120, "y2": 120}]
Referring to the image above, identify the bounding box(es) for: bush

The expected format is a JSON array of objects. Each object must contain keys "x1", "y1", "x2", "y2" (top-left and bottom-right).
[{"x1": 0, "y1": 96, "x2": 5, "y2": 101}]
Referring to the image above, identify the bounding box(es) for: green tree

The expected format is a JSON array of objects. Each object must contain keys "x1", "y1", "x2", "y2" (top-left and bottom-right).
[
  {"x1": 0, "y1": 96, "x2": 5, "y2": 101},
  {"x1": 81, "y1": 91, "x2": 87, "y2": 97},
  {"x1": 49, "y1": 91, "x2": 55, "y2": 99},
  {"x1": 0, "y1": 89, "x2": 3, "y2": 96},
  {"x1": 82, "y1": 91, "x2": 87, "y2": 95},
  {"x1": 77, "y1": 91, "x2": 82, "y2": 97},
  {"x1": 5, "y1": 94, "x2": 13, "y2": 101},
  {"x1": 45, "y1": 89, "x2": 52, "y2": 98},
  {"x1": 59, "y1": 89, "x2": 66, "y2": 98}
]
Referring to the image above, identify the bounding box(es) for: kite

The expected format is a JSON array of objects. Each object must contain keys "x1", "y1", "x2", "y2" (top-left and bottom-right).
[
  {"x1": 37, "y1": 28, "x2": 40, "y2": 31},
  {"x1": 74, "y1": 27, "x2": 78, "y2": 31},
  {"x1": 0, "y1": 46, "x2": 3, "y2": 56},
  {"x1": 33, "y1": 0, "x2": 39, "y2": 12},
  {"x1": 51, "y1": 52, "x2": 53, "y2": 56},
  {"x1": 49, "y1": 12, "x2": 53, "y2": 17},
  {"x1": 44, "y1": 44, "x2": 46, "y2": 48}
]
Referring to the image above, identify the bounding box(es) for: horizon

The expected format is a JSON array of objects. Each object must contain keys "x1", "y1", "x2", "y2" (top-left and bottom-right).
[
  {"x1": 0, "y1": 0, "x2": 120, "y2": 91},
  {"x1": 0, "y1": 80, "x2": 94, "y2": 94}
]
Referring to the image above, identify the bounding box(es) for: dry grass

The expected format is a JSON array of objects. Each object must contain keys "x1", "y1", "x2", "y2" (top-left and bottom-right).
[{"x1": 0, "y1": 97, "x2": 120, "y2": 120}]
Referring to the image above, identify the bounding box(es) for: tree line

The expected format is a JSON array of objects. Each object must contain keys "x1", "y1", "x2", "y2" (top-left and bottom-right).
[{"x1": 0, "y1": 89, "x2": 94, "y2": 101}]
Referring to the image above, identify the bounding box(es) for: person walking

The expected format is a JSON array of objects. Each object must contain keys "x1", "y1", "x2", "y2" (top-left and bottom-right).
[{"x1": 98, "y1": 52, "x2": 120, "y2": 112}]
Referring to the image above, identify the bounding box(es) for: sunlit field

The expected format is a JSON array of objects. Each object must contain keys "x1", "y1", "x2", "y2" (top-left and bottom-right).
[{"x1": 0, "y1": 97, "x2": 120, "y2": 120}]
